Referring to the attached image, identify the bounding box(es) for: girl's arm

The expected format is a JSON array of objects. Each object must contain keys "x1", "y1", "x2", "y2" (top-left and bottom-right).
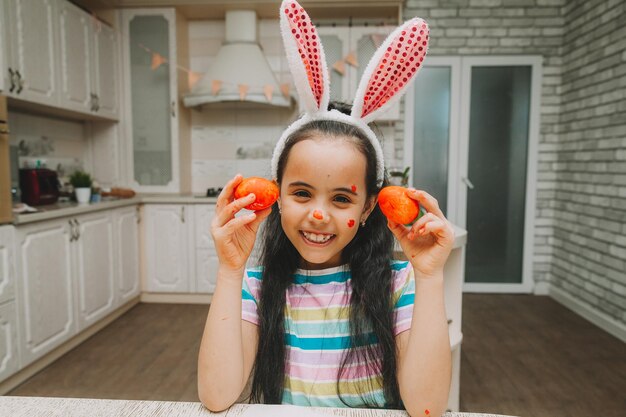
[
  {"x1": 396, "y1": 273, "x2": 451, "y2": 417},
  {"x1": 386, "y1": 189, "x2": 455, "y2": 417},
  {"x1": 197, "y1": 267, "x2": 259, "y2": 411},
  {"x1": 197, "y1": 175, "x2": 270, "y2": 411}
]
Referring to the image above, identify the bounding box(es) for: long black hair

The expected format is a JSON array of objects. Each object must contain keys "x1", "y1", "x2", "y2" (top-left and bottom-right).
[{"x1": 249, "y1": 102, "x2": 401, "y2": 408}]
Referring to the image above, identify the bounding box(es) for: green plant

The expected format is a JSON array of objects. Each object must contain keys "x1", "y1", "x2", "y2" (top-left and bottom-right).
[{"x1": 69, "y1": 170, "x2": 93, "y2": 188}]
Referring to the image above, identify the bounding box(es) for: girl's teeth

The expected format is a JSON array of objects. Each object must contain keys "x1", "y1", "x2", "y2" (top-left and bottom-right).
[{"x1": 302, "y1": 231, "x2": 333, "y2": 243}]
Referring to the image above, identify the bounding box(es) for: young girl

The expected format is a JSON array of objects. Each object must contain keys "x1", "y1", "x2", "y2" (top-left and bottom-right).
[{"x1": 198, "y1": 2, "x2": 454, "y2": 416}]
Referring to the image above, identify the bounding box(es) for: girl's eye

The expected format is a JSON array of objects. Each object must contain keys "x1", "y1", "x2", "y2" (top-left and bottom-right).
[
  {"x1": 294, "y1": 190, "x2": 310, "y2": 198},
  {"x1": 334, "y1": 195, "x2": 351, "y2": 204}
]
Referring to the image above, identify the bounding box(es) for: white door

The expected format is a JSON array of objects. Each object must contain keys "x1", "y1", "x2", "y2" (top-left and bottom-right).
[
  {"x1": 4, "y1": 0, "x2": 58, "y2": 105},
  {"x1": 92, "y1": 22, "x2": 119, "y2": 119},
  {"x1": 74, "y1": 212, "x2": 115, "y2": 330},
  {"x1": 405, "y1": 56, "x2": 542, "y2": 293},
  {"x1": 145, "y1": 204, "x2": 189, "y2": 293},
  {"x1": 15, "y1": 219, "x2": 76, "y2": 365},
  {"x1": 114, "y1": 206, "x2": 140, "y2": 304},
  {"x1": 58, "y1": 0, "x2": 92, "y2": 114}
]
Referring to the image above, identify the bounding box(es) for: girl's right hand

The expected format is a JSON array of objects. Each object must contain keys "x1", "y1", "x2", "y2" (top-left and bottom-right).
[{"x1": 211, "y1": 174, "x2": 272, "y2": 276}]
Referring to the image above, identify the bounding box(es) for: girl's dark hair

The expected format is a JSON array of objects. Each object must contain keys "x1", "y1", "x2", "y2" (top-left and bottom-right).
[{"x1": 249, "y1": 101, "x2": 400, "y2": 408}]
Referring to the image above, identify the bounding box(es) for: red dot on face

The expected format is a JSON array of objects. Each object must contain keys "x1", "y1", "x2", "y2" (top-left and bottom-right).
[
  {"x1": 425, "y1": 410, "x2": 430, "y2": 415},
  {"x1": 348, "y1": 219, "x2": 355, "y2": 228},
  {"x1": 351, "y1": 184, "x2": 357, "y2": 192},
  {"x1": 313, "y1": 210, "x2": 323, "y2": 220}
]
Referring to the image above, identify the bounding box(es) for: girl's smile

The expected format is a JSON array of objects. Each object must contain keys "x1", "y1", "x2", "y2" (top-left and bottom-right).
[{"x1": 279, "y1": 137, "x2": 375, "y2": 269}]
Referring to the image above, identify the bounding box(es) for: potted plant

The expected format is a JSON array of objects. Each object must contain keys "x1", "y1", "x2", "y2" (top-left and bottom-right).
[{"x1": 70, "y1": 170, "x2": 93, "y2": 204}]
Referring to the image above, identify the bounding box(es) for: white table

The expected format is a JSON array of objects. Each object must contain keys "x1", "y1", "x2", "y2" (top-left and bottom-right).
[{"x1": 0, "y1": 396, "x2": 514, "y2": 417}]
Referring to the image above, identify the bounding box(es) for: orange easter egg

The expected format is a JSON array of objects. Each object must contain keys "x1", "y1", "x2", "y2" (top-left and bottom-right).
[
  {"x1": 378, "y1": 186, "x2": 420, "y2": 225},
  {"x1": 234, "y1": 177, "x2": 279, "y2": 211}
]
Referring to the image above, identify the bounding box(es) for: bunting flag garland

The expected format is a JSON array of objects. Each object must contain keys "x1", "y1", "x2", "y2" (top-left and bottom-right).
[
  {"x1": 344, "y1": 51, "x2": 358, "y2": 67},
  {"x1": 332, "y1": 60, "x2": 346, "y2": 75},
  {"x1": 211, "y1": 80, "x2": 222, "y2": 96},
  {"x1": 187, "y1": 71, "x2": 202, "y2": 89},
  {"x1": 280, "y1": 83, "x2": 291, "y2": 99},
  {"x1": 151, "y1": 52, "x2": 167, "y2": 70},
  {"x1": 264, "y1": 85, "x2": 274, "y2": 102},
  {"x1": 238, "y1": 84, "x2": 249, "y2": 101},
  {"x1": 371, "y1": 33, "x2": 386, "y2": 48}
]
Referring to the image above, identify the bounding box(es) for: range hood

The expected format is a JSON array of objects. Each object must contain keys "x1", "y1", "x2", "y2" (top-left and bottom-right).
[{"x1": 184, "y1": 10, "x2": 291, "y2": 108}]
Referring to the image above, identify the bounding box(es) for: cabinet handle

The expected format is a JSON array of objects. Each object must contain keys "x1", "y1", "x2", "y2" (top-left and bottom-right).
[
  {"x1": 95, "y1": 94, "x2": 100, "y2": 112},
  {"x1": 136, "y1": 206, "x2": 141, "y2": 224},
  {"x1": 8, "y1": 68, "x2": 15, "y2": 93},
  {"x1": 171, "y1": 101, "x2": 176, "y2": 118},
  {"x1": 73, "y1": 219, "x2": 81, "y2": 241},
  {"x1": 181, "y1": 206, "x2": 185, "y2": 223},
  {"x1": 69, "y1": 219, "x2": 76, "y2": 242},
  {"x1": 15, "y1": 71, "x2": 24, "y2": 94}
]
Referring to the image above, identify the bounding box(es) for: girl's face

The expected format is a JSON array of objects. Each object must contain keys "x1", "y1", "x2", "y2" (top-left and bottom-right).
[{"x1": 279, "y1": 137, "x2": 375, "y2": 270}]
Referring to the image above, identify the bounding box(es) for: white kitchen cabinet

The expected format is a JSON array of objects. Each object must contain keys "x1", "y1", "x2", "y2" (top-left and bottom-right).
[
  {"x1": 73, "y1": 211, "x2": 115, "y2": 332},
  {"x1": 122, "y1": 8, "x2": 189, "y2": 193},
  {"x1": 112, "y1": 206, "x2": 140, "y2": 304},
  {"x1": 2, "y1": 0, "x2": 59, "y2": 106},
  {"x1": 0, "y1": 226, "x2": 16, "y2": 305},
  {"x1": 144, "y1": 204, "x2": 219, "y2": 294},
  {"x1": 0, "y1": 3, "x2": 6, "y2": 94},
  {"x1": 14, "y1": 218, "x2": 76, "y2": 366},
  {"x1": 194, "y1": 205, "x2": 218, "y2": 294},
  {"x1": 317, "y1": 26, "x2": 399, "y2": 120},
  {"x1": 0, "y1": 301, "x2": 19, "y2": 382},
  {"x1": 144, "y1": 204, "x2": 191, "y2": 293},
  {"x1": 58, "y1": 0, "x2": 119, "y2": 120},
  {"x1": 58, "y1": 0, "x2": 92, "y2": 114},
  {"x1": 0, "y1": 226, "x2": 19, "y2": 382}
]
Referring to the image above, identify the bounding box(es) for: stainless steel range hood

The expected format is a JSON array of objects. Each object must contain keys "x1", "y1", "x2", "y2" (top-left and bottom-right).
[{"x1": 183, "y1": 10, "x2": 291, "y2": 108}]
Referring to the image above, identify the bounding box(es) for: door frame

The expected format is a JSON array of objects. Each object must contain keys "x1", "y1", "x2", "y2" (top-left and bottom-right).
[{"x1": 404, "y1": 55, "x2": 543, "y2": 293}]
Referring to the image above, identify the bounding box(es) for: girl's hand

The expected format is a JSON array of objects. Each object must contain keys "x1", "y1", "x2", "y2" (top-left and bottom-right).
[
  {"x1": 211, "y1": 174, "x2": 272, "y2": 276},
  {"x1": 386, "y1": 189, "x2": 455, "y2": 278}
]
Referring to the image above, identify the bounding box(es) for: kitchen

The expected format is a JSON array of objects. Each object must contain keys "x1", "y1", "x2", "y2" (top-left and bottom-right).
[{"x1": 0, "y1": 1, "x2": 624, "y2": 417}]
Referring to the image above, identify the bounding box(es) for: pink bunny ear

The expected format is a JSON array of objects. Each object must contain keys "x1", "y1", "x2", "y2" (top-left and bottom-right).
[
  {"x1": 352, "y1": 18, "x2": 429, "y2": 123},
  {"x1": 280, "y1": 0, "x2": 329, "y2": 113}
]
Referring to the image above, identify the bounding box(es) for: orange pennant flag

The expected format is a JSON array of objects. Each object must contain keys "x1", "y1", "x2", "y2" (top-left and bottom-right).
[
  {"x1": 263, "y1": 85, "x2": 274, "y2": 102},
  {"x1": 345, "y1": 51, "x2": 358, "y2": 67},
  {"x1": 211, "y1": 80, "x2": 222, "y2": 96},
  {"x1": 332, "y1": 60, "x2": 346, "y2": 75},
  {"x1": 238, "y1": 84, "x2": 249, "y2": 101},
  {"x1": 151, "y1": 53, "x2": 167, "y2": 70},
  {"x1": 371, "y1": 34, "x2": 386, "y2": 48},
  {"x1": 280, "y1": 83, "x2": 291, "y2": 99},
  {"x1": 187, "y1": 71, "x2": 202, "y2": 89}
]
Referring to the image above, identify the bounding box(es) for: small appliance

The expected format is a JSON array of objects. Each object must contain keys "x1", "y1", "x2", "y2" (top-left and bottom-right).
[{"x1": 19, "y1": 168, "x2": 60, "y2": 206}]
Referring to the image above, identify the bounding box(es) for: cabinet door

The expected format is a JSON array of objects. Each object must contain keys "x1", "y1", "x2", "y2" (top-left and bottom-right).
[
  {"x1": 122, "y1": 9, "x2": 179, "y2": 193},
  {"x1": 4, "y1": 0, "x2": 58, "y2": 106},
  {"x1": 145, "y1": 205, "x2": 189, "y2": 292},
  {"x1": 0, "y1": 301, "x2": 19, "y2": 381},
  {"x1": 0, "y1": 226, "x2": 16, "y2": 305},
  {"x1": 58, "y1": 0, "x2": 92, "y2": 114},
  {"x1": 15, "y1": 218, "x2": 75, "y2": 365},
  {"x1": 194, "y1": 205, "x2": 217, "y2": 293},
  {"x1": 113, "y1": 206, "x2": 140, "y2": 304},
  {"x1": 92, "y1": 22, "x2": 119, "y2": 120},
  {"x1": 74, "y1": 212, "x2": 115, "y2": 331}
]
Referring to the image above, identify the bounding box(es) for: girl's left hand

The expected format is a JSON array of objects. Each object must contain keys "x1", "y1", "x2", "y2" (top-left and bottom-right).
[{"x1": 386, "y1": 189, "x2": 455, "y2": 278}]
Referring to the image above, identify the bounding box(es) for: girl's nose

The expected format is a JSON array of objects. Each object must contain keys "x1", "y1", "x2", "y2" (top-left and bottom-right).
[{"x1": 310, "y1": 209, "x2": 329, "y2": 223}]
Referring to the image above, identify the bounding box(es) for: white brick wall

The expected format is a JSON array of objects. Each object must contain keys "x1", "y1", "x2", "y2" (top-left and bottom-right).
[{"x1": 403, "y1": 0, "x2": 626, "y2": 328}]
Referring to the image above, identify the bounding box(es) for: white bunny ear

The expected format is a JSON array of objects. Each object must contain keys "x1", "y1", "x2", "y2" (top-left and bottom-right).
[
  {"x1": 352, "y1": 18, "x2": 429, "y2": 124},
  {"x1": 280, "y1": 0, "x2": 330, "y2": 113}
]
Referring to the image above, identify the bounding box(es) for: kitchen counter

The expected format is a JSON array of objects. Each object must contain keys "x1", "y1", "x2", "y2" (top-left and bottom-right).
[
  {"x1": 11, "y1": 193, "x2": 218, "y2": 225},
  {"x1": 0, "y1": 397, "x2": 512, "y2": 417}
]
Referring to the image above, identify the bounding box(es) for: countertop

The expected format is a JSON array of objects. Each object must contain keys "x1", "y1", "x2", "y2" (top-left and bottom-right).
[
  {"x1": 10, "y1": 193, "x2": 218, "y2": 225},
  {"x1": 0, "y1": 397, "x2": 513, "y2": 417}
]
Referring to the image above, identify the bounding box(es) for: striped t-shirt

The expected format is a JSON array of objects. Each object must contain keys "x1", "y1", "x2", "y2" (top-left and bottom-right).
[{"x1": 241, "y1": 260, "x2": 415, "y2": 408}]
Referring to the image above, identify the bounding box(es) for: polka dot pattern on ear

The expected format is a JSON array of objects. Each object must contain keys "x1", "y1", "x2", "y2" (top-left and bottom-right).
[
  {"x1": 360, "y1": 19, "x2": 429, "y2": 119},
  {"x1": 283, "y1": 1, "x2": 324, "y2": 107}
]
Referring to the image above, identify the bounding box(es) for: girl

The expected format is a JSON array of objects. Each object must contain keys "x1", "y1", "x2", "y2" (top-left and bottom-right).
[{"x1": 198, "y1": 2, "x2": 454, "y2": 416}]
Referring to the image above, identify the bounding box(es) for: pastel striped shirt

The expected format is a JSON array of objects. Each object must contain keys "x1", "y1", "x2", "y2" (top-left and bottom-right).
[{"x1": 241, "y1": 260, "x2": 415, "y2": 408}]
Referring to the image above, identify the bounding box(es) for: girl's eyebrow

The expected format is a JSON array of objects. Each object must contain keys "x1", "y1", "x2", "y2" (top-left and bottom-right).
[
  {"x1": 334, "y1": 187, "x2": 358, "y2": 196},
  {"x1": 288, "y1": 181, "x2": 358, "y2": 195}
]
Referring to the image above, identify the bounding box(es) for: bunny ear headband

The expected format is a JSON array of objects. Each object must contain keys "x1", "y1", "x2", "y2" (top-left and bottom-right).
[{"x1": 271, "y1": 0, "x2": 430, "y2": 187}]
